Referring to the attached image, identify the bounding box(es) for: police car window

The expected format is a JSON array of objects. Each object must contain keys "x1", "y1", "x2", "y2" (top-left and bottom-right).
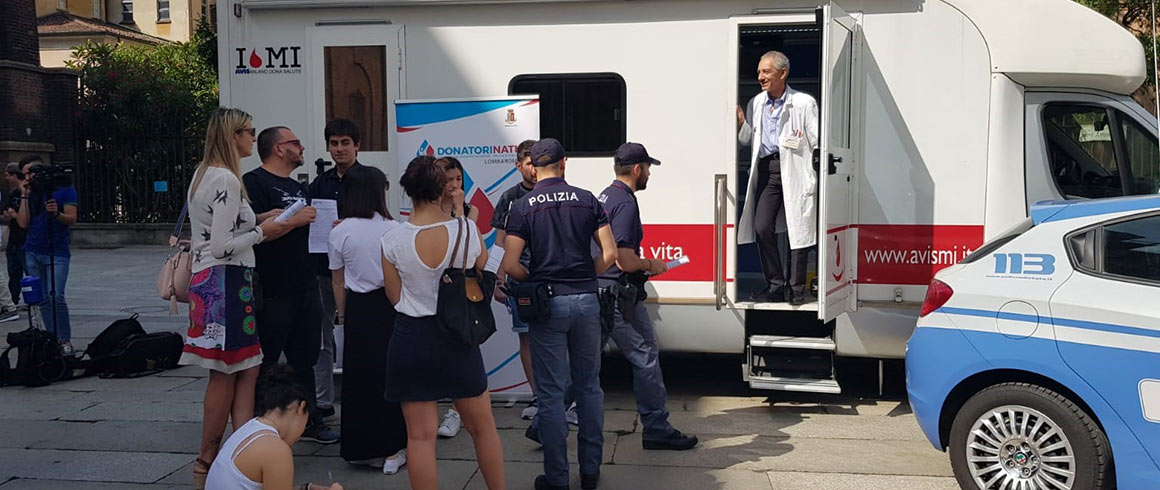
[
  {"x1": 1119, "y1": 116, "x2": 1160, "y2": 194},
  {"x1": 509, "y1": 73, "x2": 626, "y2": 156},
  {"x1": 1103, "y1": 215, "x2": 1160, "y2": 283},
  {"x1": 1043, "y1": 105, "x2": 1123, "y2": 199}
]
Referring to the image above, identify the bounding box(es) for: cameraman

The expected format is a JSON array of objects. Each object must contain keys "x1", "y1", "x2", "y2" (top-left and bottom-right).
[{"x1": 16, "y1": 160, "x2": 78, "y2": 355}]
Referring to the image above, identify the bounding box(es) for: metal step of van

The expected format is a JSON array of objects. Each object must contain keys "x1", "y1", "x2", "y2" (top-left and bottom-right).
[
  {"x1": 748, "y1": 335, "x2": 835, "y2": 351},
  {"x1": 748, "y1": 375, "x2": 842, "y2": 394}
]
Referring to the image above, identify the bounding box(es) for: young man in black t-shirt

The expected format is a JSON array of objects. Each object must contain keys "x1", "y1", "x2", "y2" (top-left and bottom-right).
[
  {"x1": 244, "y1": 126, "x2": 339, "y2": 444},
  {"x1": 306, "y1": 119, "x2": 365, "y2": 420}
]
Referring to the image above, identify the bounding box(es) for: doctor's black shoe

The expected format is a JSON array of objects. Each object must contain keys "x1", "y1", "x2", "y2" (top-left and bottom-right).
[
  {"x1": 581, "y1": 472, "x2": 600, "y2": 489},
  {"x1": 749, "y1": 287, "x2": 787, "y2": 302},
  {"x1": 534, "y1": 475, "x2": 569, "y2": 490},
  {"x1": 643, "y1": 430, "x2": 699, "y2": 450}
]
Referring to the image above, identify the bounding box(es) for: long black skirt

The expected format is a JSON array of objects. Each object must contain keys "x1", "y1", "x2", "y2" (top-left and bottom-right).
[
  {"x1": 384, "y1": 313, "x2": 487, "y2": 402},
  {"x1": 340, "y1": 289, "x2": 407, "y2": 461}
]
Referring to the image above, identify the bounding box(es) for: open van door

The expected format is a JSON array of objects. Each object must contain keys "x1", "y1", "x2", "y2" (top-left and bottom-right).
[{"x1": 818, "y1": 2, "x2": 859, "y2": 322}]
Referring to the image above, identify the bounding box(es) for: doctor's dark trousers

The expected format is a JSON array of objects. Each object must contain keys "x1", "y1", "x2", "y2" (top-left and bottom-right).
[{"x1": 754, "y1": 153, "x2": 808, "y2": 297}]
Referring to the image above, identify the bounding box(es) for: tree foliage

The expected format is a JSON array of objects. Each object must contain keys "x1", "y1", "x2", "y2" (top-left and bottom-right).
[{"x1": 66, "y1": 23, "x2": 219, "y2": 142}]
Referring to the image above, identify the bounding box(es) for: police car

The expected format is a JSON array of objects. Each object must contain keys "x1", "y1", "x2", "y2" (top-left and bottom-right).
[{"x1": 907, "y1": 195, "x2": 1160, "y2": 490}]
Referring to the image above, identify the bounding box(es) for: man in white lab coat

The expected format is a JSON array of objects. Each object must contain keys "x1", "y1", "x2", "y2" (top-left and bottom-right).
[{"x1": 736, "y1": 51, "x2": 819, "y2": 305}]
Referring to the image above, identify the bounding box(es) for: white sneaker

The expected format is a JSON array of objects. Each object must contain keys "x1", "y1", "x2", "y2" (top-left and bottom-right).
[
  {"x1": 0, "y1": 308, "x2": 18, "y2": 323},
  {"x1": 566, "y1": 402, "x2": 579, "y2": 426},
  {"x1": 521, "y1": 397, "x2": 539, "y2": 420},
  {"x1": 382, "y1": 449, "x2": 407, "y2": 475},
  {"x1": 437, "y1": 409, "x2": 461, "y2": 438}
]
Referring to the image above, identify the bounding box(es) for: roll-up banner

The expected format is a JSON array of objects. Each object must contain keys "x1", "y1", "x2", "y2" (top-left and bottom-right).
[{"x1": 395, "y1": 96, "x2": 540, "y2": 398}]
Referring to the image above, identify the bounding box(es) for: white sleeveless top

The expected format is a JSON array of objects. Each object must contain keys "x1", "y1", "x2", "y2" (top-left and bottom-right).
[
  {"x1": 380, "y1": 218, "x2": 482, "y2": 317},
  {"x1": 205, "y1": 418, "x2": 280, "y2": 490}
]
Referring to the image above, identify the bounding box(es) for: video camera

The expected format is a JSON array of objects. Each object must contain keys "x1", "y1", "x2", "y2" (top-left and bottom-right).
[{"x1": 28, "y1": 163, "x2": 74, "y2": 195}]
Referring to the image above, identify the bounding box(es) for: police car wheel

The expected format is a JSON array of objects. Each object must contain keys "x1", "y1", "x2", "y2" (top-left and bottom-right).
[{"x1": 948, "y1": 382, "x2": 1112, "y2": 490}]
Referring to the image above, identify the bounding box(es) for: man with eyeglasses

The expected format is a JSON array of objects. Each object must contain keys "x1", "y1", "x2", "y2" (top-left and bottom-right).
[
  {"x1": 243, "y1": 126, "x2": 340, "y2": 445},
  {"x1": 306, "y1": 119, "x2": 365, "y2": 422}
]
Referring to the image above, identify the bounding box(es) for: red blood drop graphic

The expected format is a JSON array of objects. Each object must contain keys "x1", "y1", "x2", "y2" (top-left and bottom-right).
[
  {"x1": 470, "y1": 190, "x2": 494, "y2": 234},
  {"x1": 249, "y1": 50, "x2": 262, "y2": 68},
  {"x1": 425, "y1": 145, "x2": 435, "y2": 156}
]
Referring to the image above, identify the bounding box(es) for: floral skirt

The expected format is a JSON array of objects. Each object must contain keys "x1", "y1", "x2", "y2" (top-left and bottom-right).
[{"x1": 179, "y1": 265, "x2": 262, "y2": 373}]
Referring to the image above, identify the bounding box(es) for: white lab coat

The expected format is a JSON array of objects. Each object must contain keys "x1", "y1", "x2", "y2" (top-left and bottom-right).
[{"x1": 737, "y1": 87, "x2": 820, "y2": 249}]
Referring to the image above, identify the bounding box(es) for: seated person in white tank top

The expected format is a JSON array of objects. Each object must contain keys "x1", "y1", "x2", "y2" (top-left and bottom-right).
[{"x1": 206, "y1": 364, "x2": 343, "y2": 490}]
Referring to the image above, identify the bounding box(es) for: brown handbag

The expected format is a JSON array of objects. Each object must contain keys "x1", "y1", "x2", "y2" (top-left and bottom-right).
[{"x1": 157, "y1": 205, "x2": 192, "y2": 315}]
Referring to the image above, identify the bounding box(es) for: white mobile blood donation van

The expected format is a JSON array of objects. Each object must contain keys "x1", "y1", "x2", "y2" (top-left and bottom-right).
[{"x1": 217, "y1": 0, "x2": 1159, "y2": 393}]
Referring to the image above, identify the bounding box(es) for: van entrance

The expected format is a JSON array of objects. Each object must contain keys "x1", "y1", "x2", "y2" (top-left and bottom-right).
[{"x1": 726, "y1": 4, "x2": 861, "y2": 393}]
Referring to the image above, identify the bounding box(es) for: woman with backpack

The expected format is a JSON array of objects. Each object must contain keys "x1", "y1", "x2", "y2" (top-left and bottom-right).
[
  {"x1": 380, "y1": 156, "x2": 505, "y2": 490},
  {"x1": 182, "y1": 107, "x2": 291, "y2": 489}
]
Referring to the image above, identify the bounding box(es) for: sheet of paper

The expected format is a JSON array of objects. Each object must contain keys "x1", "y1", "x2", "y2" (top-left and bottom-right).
[
  {"x1": 308, "y1": 199, "x2": 339, "y2": 254},
  {"x1": 275, "y1": 199, "x2": 306, "y2": 223},
  {"x1": 484, "y1": 245, "x2": 505, "y2": 274}
]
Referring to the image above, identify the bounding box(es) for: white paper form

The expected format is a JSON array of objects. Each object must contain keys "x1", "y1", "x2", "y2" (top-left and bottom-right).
[{"x1": 308, "y1": 199, "x2": 339, "y2": 253}]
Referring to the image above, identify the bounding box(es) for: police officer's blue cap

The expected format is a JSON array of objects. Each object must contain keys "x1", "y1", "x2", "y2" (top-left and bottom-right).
[
  {"x1": 614, "y1": 142, "x2": 661, "y2": 167},
  {"x1": 531, "y1": 138, "x2": 566, "y2": 167}
]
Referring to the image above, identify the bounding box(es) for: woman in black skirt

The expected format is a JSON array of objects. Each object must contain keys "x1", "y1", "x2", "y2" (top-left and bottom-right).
[
  {"x1": 380, "y1": 156, "x2": 505, "y2": 490},
  {"x1": 326, "y1": 166, "x2": 407, "y2": 474}
]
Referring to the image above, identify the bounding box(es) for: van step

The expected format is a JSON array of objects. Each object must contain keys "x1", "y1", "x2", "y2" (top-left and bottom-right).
[
  {"x1": 748, "y1": 375, "x2": 841, "y2": 394},
  {"x1": 749, "y1": 335, "x2": 835, "y2": 351}
]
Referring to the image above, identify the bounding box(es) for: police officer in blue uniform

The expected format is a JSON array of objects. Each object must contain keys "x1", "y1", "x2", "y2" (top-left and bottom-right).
[
  {"x1": 596, "y1": 142, "x2": 699, "y2": 451},
  {"x1": 503, "y1": 138, "x2": 619, "y2": 490}
]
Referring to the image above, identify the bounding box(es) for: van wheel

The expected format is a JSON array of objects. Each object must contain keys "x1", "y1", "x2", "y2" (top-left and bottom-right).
[{"x1": 949, "y1": 382, "x2": 1111, "y2": 490}]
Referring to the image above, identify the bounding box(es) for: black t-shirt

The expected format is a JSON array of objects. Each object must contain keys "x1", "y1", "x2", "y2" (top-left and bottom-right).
[
  {"x1": 243, "y1": 167, "x2": 318, "y2": 297},
  {"x1": 505, "y1": 177, "x2": 609, "y2": 295},
  {"x1": 4, "y1": 191, "x2": 26, "y2": 250},
  {"x1": 492, "y1": 181, "x2": 534, "y2": 268},
  {"x1": 596, "y1": 180, "x2": 643, "y2": 280}
]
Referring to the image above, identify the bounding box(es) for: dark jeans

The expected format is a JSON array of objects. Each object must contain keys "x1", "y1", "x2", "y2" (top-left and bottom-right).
[
  {"x1": 755, "y1": 154, "x2": 808, "y2": 296},
  {"x1": 7, "y1": 247, "x2": 23, "y2": 303},
  {"x1": 257, "y1": 289, "x2": 324, "y2": 421}
]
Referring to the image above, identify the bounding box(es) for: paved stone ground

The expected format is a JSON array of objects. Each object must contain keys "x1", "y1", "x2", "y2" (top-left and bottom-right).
[{"x1": 0, "y1": 246, "x2": 958, "y2": 489}]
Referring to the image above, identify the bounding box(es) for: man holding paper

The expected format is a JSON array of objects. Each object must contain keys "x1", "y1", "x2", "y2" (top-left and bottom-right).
[
  {"x1": 595, "y1": 142, "x2": 697, "y2": 451},
  {"x1": 307, "y1": 119, "x2": 365, "y2": 420},
  {"x1": 244, "y1": 126, "x2": 340, "y2": 445}
]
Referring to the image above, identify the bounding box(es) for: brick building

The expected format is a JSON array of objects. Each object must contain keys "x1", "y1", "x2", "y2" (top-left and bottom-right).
[{"x1": 0, "y1": 0, "x2": 79, "y2": 166}]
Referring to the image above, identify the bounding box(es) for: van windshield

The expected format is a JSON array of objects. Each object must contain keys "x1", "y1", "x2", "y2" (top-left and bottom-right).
[
  {"x1": 1042, "y1": 104, "x2": 1160, "y2": 199},
  {"x1": 961, "y1": 219, "x2": 1034, "y2": 264}
]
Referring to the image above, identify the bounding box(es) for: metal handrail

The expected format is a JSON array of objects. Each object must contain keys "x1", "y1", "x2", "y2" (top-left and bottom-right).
[{"x1": 713, "y1": 174, "x2": 727, "y2": 310}]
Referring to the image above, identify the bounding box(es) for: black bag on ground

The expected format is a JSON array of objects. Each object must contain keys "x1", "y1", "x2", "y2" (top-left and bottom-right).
[
  {"x1": 85, "y1": 314, "x2": 146, "y2": 374},
  {"x1": 436, "y1": 218, "x2": 497, "y2": 347},
  {"x1": 100, "y1": 332, "x2": 184, "y2": 378},
  {"x1": 0, "y1": 327, "x2": 66, "y2": 387}
]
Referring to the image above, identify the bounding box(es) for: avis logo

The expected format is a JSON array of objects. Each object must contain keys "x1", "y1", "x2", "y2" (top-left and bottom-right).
[
  {"x1": 991, "y1": 253, "x2": 1056, "y2": 277},
  {"x1": 234, "y1": 47, "x2": 303, "y2": 74},
  {"x1": 416, "y1": 140, "x2": 436, "y2": 157}
]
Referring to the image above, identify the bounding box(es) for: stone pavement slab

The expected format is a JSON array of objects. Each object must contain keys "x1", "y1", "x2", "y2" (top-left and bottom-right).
[
  {"x1": 0, "y1": 390, "x2": 98, "y2": 420},
  {"x1": 0, "y1": 420, "x2": 199, "y2": 453},
  {"x1": 612, "y1": 433, "x2": 953, "y2": 476},
  {"x1": 0, "y1": 480, "x2": 186, "y2": 489},
  {"x1": 0, "y1": 448, "x2": 190, "y2": 483},
  {"x1": 664, "y1": 408, "x2": 928, "y2": 441},
  {"x1": 64, "y1": 399, "x2": 203, "y2": 423},
  {"x1": 765, "y1": 471, "x2": 959, "y2": 490},
  {"x1": 464, "y1": 461, "x2": 775, "y2": 490}
]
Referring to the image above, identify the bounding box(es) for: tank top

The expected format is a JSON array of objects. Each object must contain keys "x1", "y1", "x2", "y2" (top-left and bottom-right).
[
  {"x1": 380, "y1": 218, "x2": 482, "y2": 317},
  {"x1": 205, "y1": 418, "x2": 281, "y2": 490}
]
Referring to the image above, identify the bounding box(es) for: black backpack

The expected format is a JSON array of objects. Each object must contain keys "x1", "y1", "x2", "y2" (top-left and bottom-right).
[
  {"x1": 100, "y1": 332, "x2": 184, "y2": 378},
  {"x1": 0, "y1": 327, "x2": 66, "y2": 387},
  {"x1": 85, "y1": 314, "x2": 146, "y2": 375}
]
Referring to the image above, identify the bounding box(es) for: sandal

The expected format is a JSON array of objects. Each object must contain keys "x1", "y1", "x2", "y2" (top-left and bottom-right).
[{"x1": 193, "y1": 457, "x2": 212, "y2": 490}]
